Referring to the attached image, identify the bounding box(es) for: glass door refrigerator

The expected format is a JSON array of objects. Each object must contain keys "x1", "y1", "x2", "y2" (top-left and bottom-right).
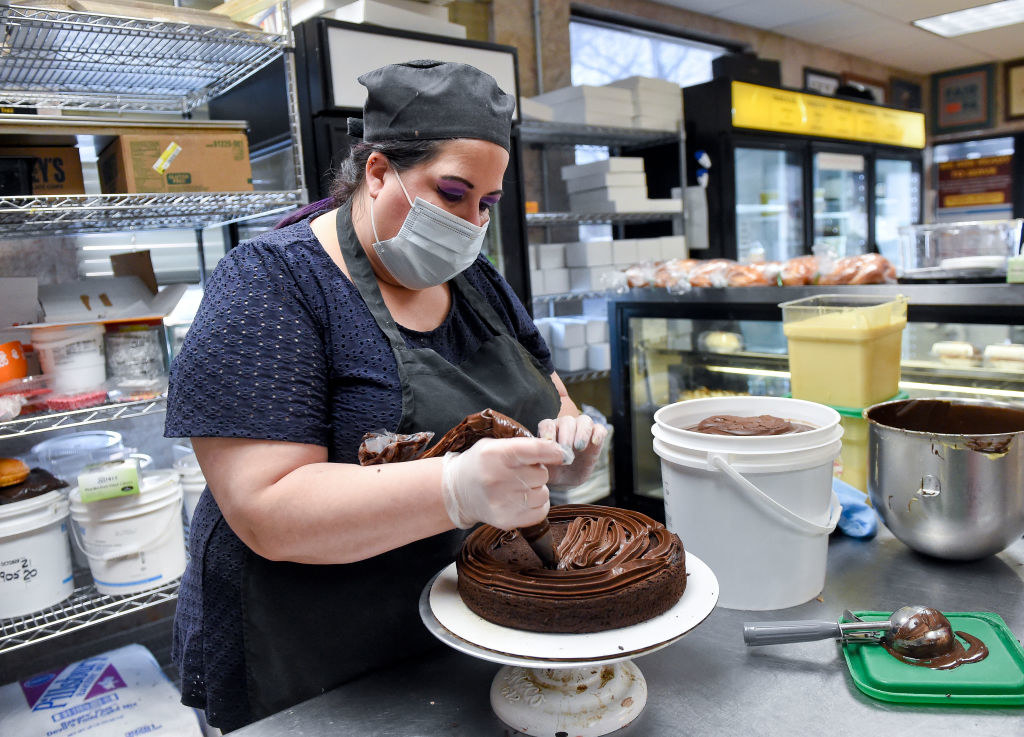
[{"x1": 683, "y1": 78, "x2": 925, "y2": 261}]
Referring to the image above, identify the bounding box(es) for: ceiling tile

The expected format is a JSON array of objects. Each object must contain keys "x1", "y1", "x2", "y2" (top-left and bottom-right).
[
  {"x1": 772, "y1": 6, "x2": 884, "y2": 43},
  {"x1": 952, "y1": 25, "x2": 1024, "y2": 62},
  {"x1": 649, "y1": 0, "x2": 748, "y2": 15},
  {"x1": 712, "y1": 0, "x2": 843, "y2": 29}
]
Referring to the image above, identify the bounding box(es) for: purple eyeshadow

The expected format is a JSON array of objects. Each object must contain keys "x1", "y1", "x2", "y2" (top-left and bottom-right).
[
  {"x1": 437, "y1": 181, "x2": 468, "y2": 197},
  {"x1": 481, "y1": 194, "x2": 502, "y2": 207}
]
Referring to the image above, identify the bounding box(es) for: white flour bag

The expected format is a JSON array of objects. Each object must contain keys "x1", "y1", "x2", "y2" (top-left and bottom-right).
[{"x1": 0, "y1": 644, "x2": 203, "y2": 737}]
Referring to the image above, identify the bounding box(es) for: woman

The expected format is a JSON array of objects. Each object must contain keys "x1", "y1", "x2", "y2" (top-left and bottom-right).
[{"x1": 166, "y1": 60, "x2": 607, "y2": 731}]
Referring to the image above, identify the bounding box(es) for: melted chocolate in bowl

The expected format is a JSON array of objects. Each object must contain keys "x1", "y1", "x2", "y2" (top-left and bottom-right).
[
  {"x1": 686, "y1": 414, "x2": 815, "y2": 436},
  {"x1": 868, "y1": 399, "x2": 1024, "y2": 455}
]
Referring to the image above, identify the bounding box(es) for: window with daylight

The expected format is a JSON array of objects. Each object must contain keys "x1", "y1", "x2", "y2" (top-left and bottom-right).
[{"x1": 568, "y1": 18, "x2": 728, "y2": 237}]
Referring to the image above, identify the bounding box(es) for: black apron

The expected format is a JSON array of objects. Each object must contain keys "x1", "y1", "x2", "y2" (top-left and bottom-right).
[{"x1": 240, "y1": 203, "x2": 560, "y2": 722}]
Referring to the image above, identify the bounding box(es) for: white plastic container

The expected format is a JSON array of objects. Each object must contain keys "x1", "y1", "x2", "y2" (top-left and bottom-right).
[
  {"x1": 31, "y1": 324, "x2": 106, "y2": 394},
  {"x1": 653, "y1": 396, "x2": 843, "y2": 610},
  {"x1": 68, "y1": 470, "x2": 186, "y2": 595},
  {"x1": 0, "y1": 490, "x2": 73, "y2": 619}
]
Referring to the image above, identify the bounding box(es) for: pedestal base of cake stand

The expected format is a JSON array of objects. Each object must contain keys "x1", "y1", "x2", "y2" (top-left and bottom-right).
[
  {"x1": 490, "y1": 661, "x2": 646, "y2": 737},
  {"x1": 420, "y1": 553, "x2": 718, "y2": 737}
]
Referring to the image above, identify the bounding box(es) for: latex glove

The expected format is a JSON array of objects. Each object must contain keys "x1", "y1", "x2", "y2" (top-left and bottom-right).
[
  {"x1": 441, "y1": 436, "x2": 565, "y2": 530},
  {"x1": 537, "y1": 414, "x2": 609, "y2": 491}
]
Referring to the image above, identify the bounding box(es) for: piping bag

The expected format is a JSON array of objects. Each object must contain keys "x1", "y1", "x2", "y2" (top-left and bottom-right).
[
  {"x1": 357, "y1": 408, "x2": 572, "y2": 568},
  {"x1": 520, "y1": 443, "x2": 573, "y2": 569}
]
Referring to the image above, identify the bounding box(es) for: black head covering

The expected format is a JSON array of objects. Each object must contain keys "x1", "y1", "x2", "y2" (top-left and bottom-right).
[{"x1": 347, "y1": 60, "x2": 515, "y2": 151}]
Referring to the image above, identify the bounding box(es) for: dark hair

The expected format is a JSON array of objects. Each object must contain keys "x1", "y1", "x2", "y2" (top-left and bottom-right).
[
  {"x1": 329, "y1": 139, "x2": 447, "y2": 204},
  {"x1": 273, "y1": 139, "x2": 447, "y2": 230}
]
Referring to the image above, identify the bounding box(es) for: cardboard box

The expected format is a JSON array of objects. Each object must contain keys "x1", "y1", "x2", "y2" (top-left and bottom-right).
[
  {"x1": 98, "y1": 128, "x2": 252, "y2": 194},
  {"x1": 0, "y1": 146, "x2": 84, "y2": 195},
  {"x1": 13, "y1": 276, "x2": 187, "y2": 330}
]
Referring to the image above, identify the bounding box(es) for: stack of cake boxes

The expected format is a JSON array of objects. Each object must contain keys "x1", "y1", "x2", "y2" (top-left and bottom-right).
[
  {"x1": 531, "y1": 234, "x2": 685, "y2": 374},
  {"x1": 562, "y1": 157, "x2": 682, "y2": 214},
  {"x1": 529, "y1": 234, "x2": 686, "y2": 299},
  {"x1": 527, "y1": 75, "x2": 682, "y2": 131}
]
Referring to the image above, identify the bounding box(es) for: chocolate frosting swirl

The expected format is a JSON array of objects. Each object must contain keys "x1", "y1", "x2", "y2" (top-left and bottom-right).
[{"x1": 458, "y1": 504, "x2": 683, "y2": 599}]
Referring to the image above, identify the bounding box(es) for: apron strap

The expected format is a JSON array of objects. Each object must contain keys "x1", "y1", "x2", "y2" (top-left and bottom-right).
[{"x1": 335, "y1": 200, "x2": 409, "y2": 350}]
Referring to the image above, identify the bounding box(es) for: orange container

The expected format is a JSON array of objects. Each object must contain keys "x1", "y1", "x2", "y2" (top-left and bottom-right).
[{"x1": 0, "y1": 341, "x2": 27, "y2": 383}]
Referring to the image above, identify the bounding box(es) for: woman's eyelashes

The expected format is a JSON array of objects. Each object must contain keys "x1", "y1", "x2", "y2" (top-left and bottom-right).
[{"x1": 436, "y1": 182, "x2": 501, "y2": 211}]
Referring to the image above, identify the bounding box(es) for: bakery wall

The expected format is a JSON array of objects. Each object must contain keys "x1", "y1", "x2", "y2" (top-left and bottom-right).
[{"x1": 488, "y1": 0, "x2": 928, "y2": 208}]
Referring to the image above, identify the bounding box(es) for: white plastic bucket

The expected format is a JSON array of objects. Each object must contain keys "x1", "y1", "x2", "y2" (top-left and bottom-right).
[
  {"x1": 32, "y1": 324, "x2": 106, "y2": 394},
  {"x1": 653, "y1": 396, "x2": 843, "y2": 610},
  {"x1": 68, "y1": 470, "x2": 186, "y2": 595},
  {"x1": 0, "y1": 491, "x2": 73, "y2": 619},
  {"x1": 173, "y1": 455, "x2": 205, "y2": 525}
]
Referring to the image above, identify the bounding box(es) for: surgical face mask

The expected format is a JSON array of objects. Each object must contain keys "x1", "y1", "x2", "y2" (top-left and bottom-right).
[{"x1": 369, "y1": 168, "x2": 489, "y2": 290}]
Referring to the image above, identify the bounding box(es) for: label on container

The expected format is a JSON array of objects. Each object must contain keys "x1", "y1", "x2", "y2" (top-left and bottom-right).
[
  {"x1": 151, "y1": 141, "x2": 182, "y2": 174},
  {"x1": 78, "y1": 459, "x2": 140, "y2": 503},
  {"x1": 1008, "y1": 256, "x2": 1024, "y2": 284}
]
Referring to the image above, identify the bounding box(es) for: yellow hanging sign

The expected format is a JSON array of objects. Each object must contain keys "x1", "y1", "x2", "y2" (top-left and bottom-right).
[{"x1": 730, "y1": 81, "x2": 925, "y2": 149}]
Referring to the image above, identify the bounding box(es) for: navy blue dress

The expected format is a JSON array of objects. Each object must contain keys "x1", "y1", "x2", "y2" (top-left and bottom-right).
[{"x1": 165, "y1": 218, "x2": 552, "y2": 731}]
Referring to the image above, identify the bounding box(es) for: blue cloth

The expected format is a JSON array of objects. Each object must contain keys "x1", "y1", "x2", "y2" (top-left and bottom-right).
[
  {"x1": 833, "y1": 476, "x2": 878, "y2": 538},
  {"x1": 164, "y1": 217, "x2": 552, "y2": 731}
]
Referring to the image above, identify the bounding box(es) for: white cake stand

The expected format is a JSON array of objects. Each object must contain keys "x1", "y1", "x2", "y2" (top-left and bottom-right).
[{"x1": 419, "y1": 552, "x2": 719, "y2": 737}]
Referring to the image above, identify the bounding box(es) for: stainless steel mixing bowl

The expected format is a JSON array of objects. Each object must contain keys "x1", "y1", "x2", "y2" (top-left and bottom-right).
[{"x1": 866, "y1": 398, "x2": 1024, "y2": 560}]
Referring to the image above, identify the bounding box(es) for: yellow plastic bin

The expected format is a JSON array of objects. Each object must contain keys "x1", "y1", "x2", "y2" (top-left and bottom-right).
[
  {"x1": 829, "y1": 393, "x2": 906, "y2": 495},
  {"x1": 780, "y1": 294, "x2": 907, "y2": 407}
]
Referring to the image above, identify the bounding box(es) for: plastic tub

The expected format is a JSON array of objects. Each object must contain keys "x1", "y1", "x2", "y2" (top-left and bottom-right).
[
  {"x1": 31, "y1": 430, "x2": 126, "y2": 480},
  {"x1": 780, "y1": 294, "x2": 907, "y2": 407},
  {"x1": 31, "y1": 324, "x2": 106, "y2": 394},
  {"x1": 653, "y1": 396, "x2": 842, "y2": 610},
  {"x1": 0, "y1": 490, "x2": 73, "y2": 619},
  {"x1": 68, "y1": 470, "x2": 186, "y2": 595}
]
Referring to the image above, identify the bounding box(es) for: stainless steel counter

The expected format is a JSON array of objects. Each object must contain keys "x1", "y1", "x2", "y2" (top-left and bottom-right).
[{"x1": 234, "y1": 527, "x2": 1024, "y2": 736}]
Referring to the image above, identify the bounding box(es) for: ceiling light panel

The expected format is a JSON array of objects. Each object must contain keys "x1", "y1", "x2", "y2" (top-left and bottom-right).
[{"x1": 914, "y1": 0, "x2": 1024, "y2": 37}]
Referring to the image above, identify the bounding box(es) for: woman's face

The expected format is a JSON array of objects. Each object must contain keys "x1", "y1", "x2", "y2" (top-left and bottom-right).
[{"x1": 368, "y1": 138, "x2": 509, "y2": 237}]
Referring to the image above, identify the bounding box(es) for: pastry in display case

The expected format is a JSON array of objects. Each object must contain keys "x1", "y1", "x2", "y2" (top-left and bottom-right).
[{"x1": 607, "y1": 285, "x2": 1024, "y2": 520}]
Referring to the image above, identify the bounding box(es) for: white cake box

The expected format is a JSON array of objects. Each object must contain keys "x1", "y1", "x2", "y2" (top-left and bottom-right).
[
  {"x1": 536, "y1": 243, "x2": 566, "y2": 269},
  {"x1": 605, "y1": 75, "x2": 682, "y2": 96},
  {"x1": 553, "y1": 345, "x2": 587, "y2": 373},
  {"x1": 570, "y1": 266, "x2": 616, "y2": 292},
  {"x1": 633, "y1": 115, "x2": 680, "y2": 130},
  {"x1": 612, "y1": 239, "x2": 638, "y2": 265},
  {"x1": 549, "y1": 318, "x2": 587, "y2": 349},
  {"x1": 569, "y1": 189, "x2": 647, "y2": 213},
  {"x1": 530, "y1": 270, "x2": 545, "y2": 295},
  {"x1": 565, "y1": 171, "x2": 647, "y2": 194},
  {"x1": 643, "y1": 198, "x2": 684, "y2": 213},
  {"x1": 521, "y1": 97, "x2": 555, "y2": 122},
  {"x1": 587, "y1": 343, "x2": 611, "y2": 371},
  {"x1": 549, "y1": 103, "x2": 634, "y2": 127},
  {"x1": 543, "y1": 268, "x2": 570, "y2": 295},
  {"x1": 565, "y1": 239, "x2": 614, "y2": 267},
  {"x1": 635, "y1": 237, "x2": 663, "y2": 262},
  {"x1": 533, "y1": 84, "x2": 633, "y2": 107},
  {"x1": 661, "y1": 235, "x2": 687, "y2": 259},
  {"x1": 533, "y1": 318, "x2": 553, "y2": 347},
  {"x1": 561, "y1": 157, "x2": 645, "y2": 180},
  {"x1": 586, "y1": 317, "x2": 609, "y2": 344}
]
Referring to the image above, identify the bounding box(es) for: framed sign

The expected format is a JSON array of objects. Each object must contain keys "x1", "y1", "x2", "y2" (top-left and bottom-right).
[
  {"x1": 889, "y1": 77, "x2": 922, "y2": 111},
  {"x1": 1004, "y1": 57, "x2": 1024, "y2": 121},
  {"x1": 803, "y1": 67, "x2": 840, "y2": 96},
  {"x1": 932, "y1": 63, "x2": 995, "y2": 134},
  {"x1": 841, "y1": 73, "x2": 887, "y2": 104}
]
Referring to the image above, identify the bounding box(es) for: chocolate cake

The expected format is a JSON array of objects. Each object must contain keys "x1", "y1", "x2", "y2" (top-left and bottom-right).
[{"x1": 456, "y1": 504, "x2": 686, "y2": 633}]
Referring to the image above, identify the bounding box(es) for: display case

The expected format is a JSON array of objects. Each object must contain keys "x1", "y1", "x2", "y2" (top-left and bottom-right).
[{"x1": 608, "y1": 284, "x2": 1024, "y2": 520}]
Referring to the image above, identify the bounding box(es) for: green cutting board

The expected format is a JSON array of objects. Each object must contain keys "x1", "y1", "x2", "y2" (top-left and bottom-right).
[{"x1": 842, "y1": 611, "x2": 1024, "y2": 705}]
